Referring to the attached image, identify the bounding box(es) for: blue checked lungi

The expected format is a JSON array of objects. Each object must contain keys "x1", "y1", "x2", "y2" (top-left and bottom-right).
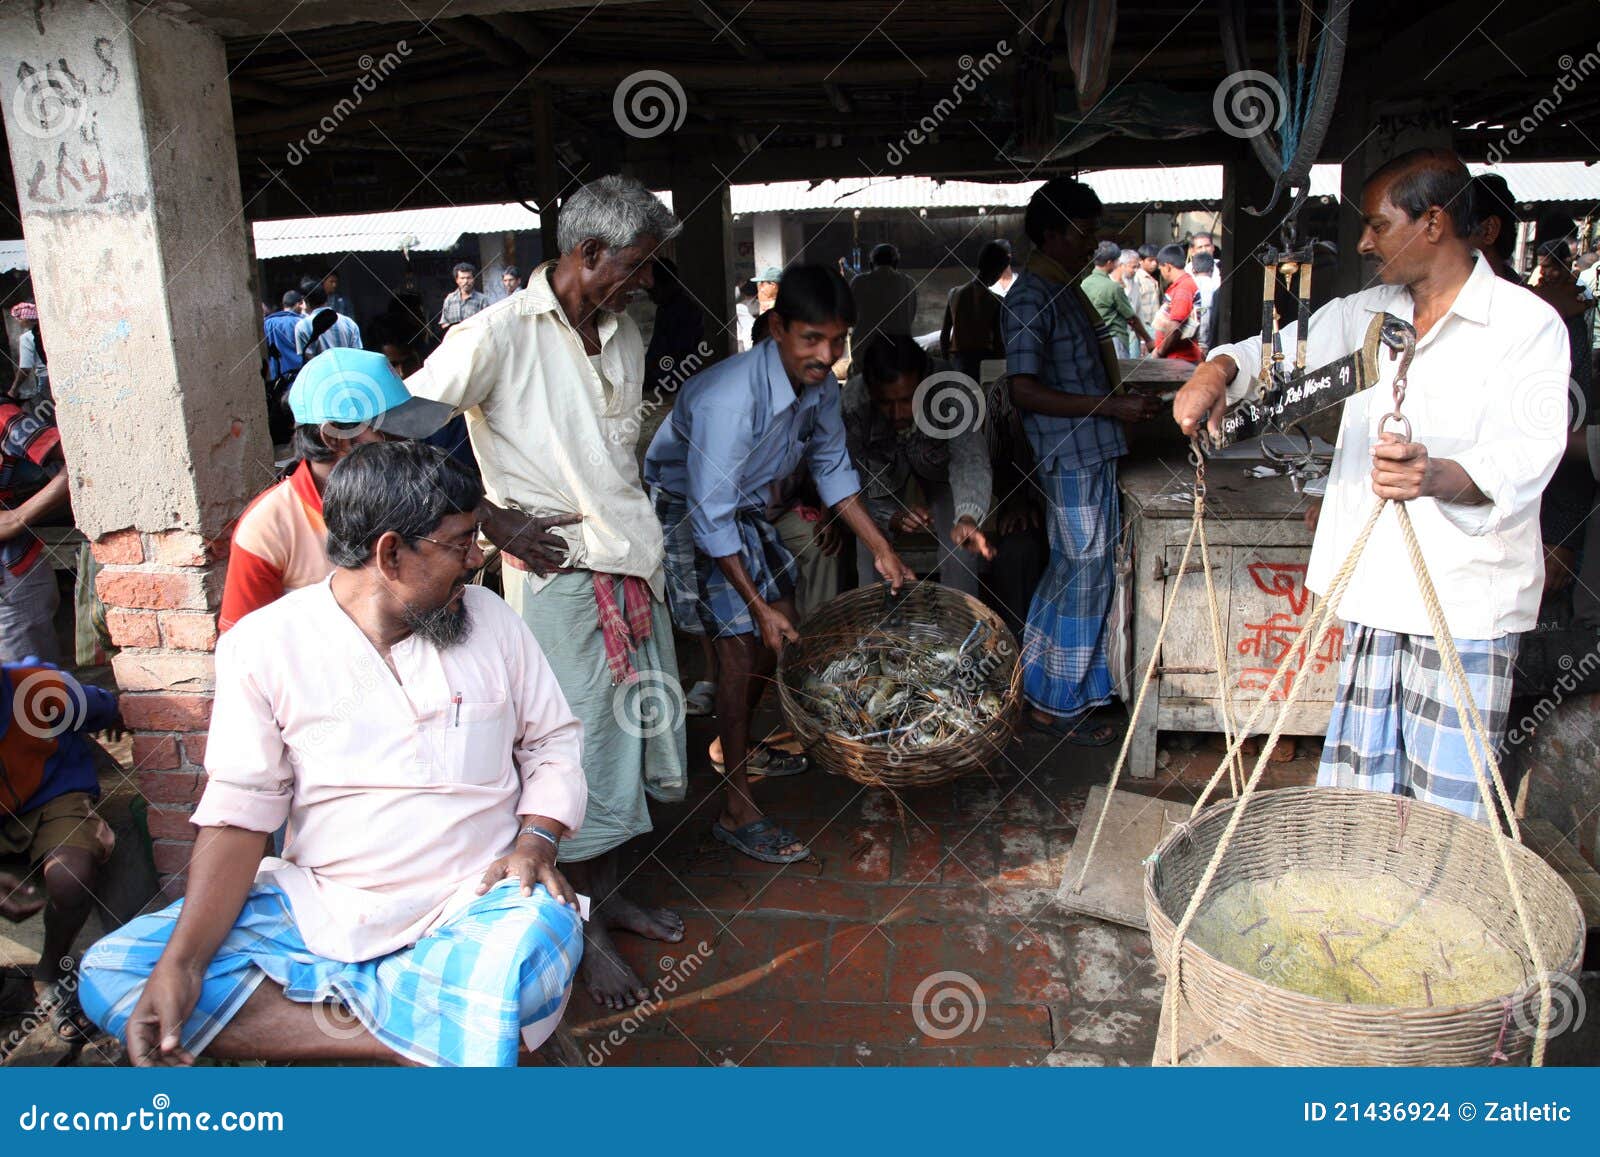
[
  {"x1": 1020, "y1": 461, "x2": 1119, "y2": 719},
  {"x1": 78, "y1": 881, "x2": 582, "y2": 1067},
  {"x1": 1317, "y1": 624, "x2": 1518, "y2": 824},
  {"x1": 653, "y1": 487, "x2": 797, "y2": 638}
]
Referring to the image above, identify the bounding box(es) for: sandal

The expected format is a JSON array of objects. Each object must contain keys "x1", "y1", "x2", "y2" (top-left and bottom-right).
[
  {"x1": 684, "y1": 680, "x2": 717, "y2": 717},
  {"x1": 41, "y1": 980, "x2": 99, "y2": 1045},
  {"x1": 712, "y1": 818, "x2": 810, "y2": 864},
  {"x1": 711, "y1": 742, "x2": 809, "y2": 779},
  {"x1": 1028, "y1": 712, "x2": 1121, "y2": 747}
]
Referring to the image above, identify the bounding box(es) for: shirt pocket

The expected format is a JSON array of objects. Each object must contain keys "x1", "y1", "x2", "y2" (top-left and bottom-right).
[{"x1": 431, "y1": 697, "x2": 514, "y2": 787}]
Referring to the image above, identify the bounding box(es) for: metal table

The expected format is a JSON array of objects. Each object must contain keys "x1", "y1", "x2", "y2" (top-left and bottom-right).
[{"x1": 1119, "y1": 456, "x2": 1339, "y2": 778}]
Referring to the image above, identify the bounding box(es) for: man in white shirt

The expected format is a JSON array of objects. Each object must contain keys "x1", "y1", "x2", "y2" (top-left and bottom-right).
[
  {"x1": 405, "y1": 175, "x2": 689, "y2": 1012},
  {"x1": 79, "y1": 442, "x2": 588, "y2": 1066},
  {"x1": 850, "y1": 243, "x2": 919, "y2": 347},
  {"x1": 1173, "y1": 149, "x2": 1569, "y2": 822}
]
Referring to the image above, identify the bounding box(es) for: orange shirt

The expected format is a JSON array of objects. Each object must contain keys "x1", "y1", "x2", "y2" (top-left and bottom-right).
[{"x1": 219, "y1": 462, "x2": 331, "y2": 633}]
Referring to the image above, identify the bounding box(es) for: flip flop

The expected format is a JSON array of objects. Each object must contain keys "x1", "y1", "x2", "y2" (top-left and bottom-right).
[
  {"x1": 711, "y1": 818, "x2": 810, "y2": 864},
  {"x1": 711, "y1": 743, "x2": 809, "y2": 779},
  {"x1": 0, "y1": 874, "x2": 45, "y2": 923},
  {"x1": 684, "y1": 680, "x2": 718, "y2": 717},
  {"x1": 1028, "y1": 712, "x2": 1121, "y2": 747}
]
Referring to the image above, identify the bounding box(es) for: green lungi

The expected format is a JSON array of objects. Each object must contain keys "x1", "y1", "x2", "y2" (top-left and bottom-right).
[{"x1": 504, "y1": 569, "x2": 688, "y2": 863}]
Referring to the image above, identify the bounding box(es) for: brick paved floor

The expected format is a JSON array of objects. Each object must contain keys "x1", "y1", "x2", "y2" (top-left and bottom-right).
[{"x1": 565, "y1": 711, "x2": 1322, "y2": 1067}]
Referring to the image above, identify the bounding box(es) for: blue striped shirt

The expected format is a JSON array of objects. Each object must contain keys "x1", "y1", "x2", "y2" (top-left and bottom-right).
[{"x1": 1002, "y1": 268, "x2": 1126, "y2": 471}]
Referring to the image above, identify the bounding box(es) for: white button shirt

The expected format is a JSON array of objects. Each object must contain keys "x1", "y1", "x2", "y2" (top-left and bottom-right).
[
  {"x1": 1209, "y1": 256, "x2": 1570, "y2": 639},
  {"x1": 404, "y1": 263, "x2": 665, "y2": 597}
]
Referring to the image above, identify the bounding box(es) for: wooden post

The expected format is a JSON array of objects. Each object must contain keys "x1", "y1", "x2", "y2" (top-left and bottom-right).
[
  {"x1": 531, "y1": 84, "x2": 560, "y2": 263},
  {"x1": 1218, "y1": 145, "x2": 1280, "y2": 349},
  {"x1": 668, "y1": 161, "x2": 735, "y2": 361}
]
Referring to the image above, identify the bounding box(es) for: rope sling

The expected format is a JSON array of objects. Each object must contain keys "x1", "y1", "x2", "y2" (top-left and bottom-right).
[{"x1": 1068, "y1": 321, "x2": 1558, "y2": 1066}]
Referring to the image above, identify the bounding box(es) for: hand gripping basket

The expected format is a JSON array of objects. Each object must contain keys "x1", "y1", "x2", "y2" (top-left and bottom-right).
[
  {"x1": 1145, "y1": 787, "x2": 1585, "y2": 1066},
  {"x1": 776, "y1": 582, "x2": 1021, "y2": 789}
]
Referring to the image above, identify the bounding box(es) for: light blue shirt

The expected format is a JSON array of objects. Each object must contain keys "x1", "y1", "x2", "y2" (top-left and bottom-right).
[
  {"x1": 644, "y1": 341, "x2": 861, "y2": 558},
  {"x1": 294, "y1": 308, "x2": 363, "y2": 360}
]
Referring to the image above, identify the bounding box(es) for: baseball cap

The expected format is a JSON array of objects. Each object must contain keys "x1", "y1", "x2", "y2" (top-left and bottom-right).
[
  {"x1": 287, "y1": 347, "x2": 450, "y2": 439},
  {"x1": 758, "y1": 266, "x2": 784, "y2": 282}
]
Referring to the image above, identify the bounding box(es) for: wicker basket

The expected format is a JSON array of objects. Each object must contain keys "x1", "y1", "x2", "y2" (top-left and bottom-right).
[
  {"x1": 1145, "y1": 787, "x2": 1585, "y2": 1066},
  {"x1": 776, "y1": 582, "x2": 1021, "y2": 789}
]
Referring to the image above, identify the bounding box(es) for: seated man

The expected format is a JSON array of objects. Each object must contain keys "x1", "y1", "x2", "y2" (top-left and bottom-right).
[
  {"x1": 79, "y1": 442, "x2": 587, "y2": 1067},
  {"x1": 1, "y1": 661, "x2": 119, "y2": 1043}
]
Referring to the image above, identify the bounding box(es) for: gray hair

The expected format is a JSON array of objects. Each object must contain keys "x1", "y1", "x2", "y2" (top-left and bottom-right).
[
  {"x1": 1118, "y1": 248, "x2": 1140, "y2": 266},
  {"x1": 557, "y1": 175, "x2": 681, "y2": 255}
]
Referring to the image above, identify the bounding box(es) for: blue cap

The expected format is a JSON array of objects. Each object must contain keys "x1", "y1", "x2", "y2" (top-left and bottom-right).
[{"x1": 287, "y1": 348, "x2": 449, "y2": 439}]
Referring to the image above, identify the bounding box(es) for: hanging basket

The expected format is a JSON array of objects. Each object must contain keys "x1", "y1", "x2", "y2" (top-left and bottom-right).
[
  {"x1": 1145, "y1": 787, "x2": 1585, "y2": 1067},
  {"x1": 776, "y1": 583, "x2": 1021, "y2": 789}
]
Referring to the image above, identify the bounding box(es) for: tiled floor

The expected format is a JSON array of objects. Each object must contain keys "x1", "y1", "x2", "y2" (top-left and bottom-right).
[{"x1": 565, "y1": 712, "x2": 1322, "y2": 1067}]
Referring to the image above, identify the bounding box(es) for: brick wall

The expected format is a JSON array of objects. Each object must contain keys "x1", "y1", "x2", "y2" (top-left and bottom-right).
[{"x1": 92, "y1": 527, "x2": 222, "y2": 884}]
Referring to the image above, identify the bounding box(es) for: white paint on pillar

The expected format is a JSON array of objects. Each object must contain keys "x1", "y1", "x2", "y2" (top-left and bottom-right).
[
  {"x1": 753, "y1": 213, "x2": 784, "y2": 274},
  {"x1": 0, "y1": 0, "x2": 269, "y2": 538}
]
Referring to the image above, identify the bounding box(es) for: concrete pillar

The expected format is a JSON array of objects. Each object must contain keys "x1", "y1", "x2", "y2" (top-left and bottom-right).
[
  {"x1": 669, "y1": 163, "x2": 735, "y2": 361},
  {"x1": 1, "y1": 1, "x2": 270, "y2": 883},
  {"x1": 753, "y1": 212, "x2": 785, "y2": 274}
]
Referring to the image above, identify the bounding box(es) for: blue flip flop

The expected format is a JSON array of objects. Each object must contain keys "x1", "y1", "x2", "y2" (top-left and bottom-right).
[{"x1": 712, "y1": 818, "x2": 811, "y2": 864}]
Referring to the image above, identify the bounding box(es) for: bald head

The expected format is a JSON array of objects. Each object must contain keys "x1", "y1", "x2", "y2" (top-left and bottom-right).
[{"x1": 1363, "y1": 148, "x2": 1474, "y2": 239}]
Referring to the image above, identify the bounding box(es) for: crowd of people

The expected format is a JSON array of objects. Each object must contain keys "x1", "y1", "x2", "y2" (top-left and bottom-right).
[{"x1": 1, "y1": 150, "x2": 1596, "y2": 1067}]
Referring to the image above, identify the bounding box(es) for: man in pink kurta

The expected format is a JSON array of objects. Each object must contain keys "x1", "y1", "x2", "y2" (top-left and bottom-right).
[{"x1": 80, "y1": 442, "x2": 589, "y2": 1067}]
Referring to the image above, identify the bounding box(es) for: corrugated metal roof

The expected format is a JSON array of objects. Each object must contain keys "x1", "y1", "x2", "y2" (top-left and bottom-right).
[
  {"x1": 250, "y1": 201, "x2": 542, "y2": 259},
  {"x1": 0, "y1": 162, "x2": 1591, "y2": 269},
  {"x1": 1469, "y1": 161, "x2": 1600, "y2": 204}
]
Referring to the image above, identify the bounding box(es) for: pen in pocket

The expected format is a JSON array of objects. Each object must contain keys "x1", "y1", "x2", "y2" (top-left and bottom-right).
[{"x1": 452, "y1": 693, "x2": 462, "y2": 727}]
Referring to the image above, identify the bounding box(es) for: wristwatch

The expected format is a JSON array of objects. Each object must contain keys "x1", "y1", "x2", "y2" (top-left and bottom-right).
[{"x1": 518, "y1": 824, "x2": 560, "y2": 851}]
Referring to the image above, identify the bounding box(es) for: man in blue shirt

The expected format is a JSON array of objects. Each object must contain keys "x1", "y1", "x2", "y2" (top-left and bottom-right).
[
  {"x1": 262, "y1": 289, "x2": 304, "y2": 381},
  {"x1": 294, "y1": 282, "x2": 363, "y2": 362},
  {"x1": 1004, "y1": 178, "x2": 1161, "y2": 745},
  {"x1": 646, "y1": 265, "x2": 914, "y2": 864}
]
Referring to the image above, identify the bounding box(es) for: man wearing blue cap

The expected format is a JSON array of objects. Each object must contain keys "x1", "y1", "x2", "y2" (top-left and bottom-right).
[{"x1": 220, "y1": 348, "x2": 450, "y2": 632}]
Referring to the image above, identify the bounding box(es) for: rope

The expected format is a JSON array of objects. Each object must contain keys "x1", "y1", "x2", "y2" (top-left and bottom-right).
[
  {"x1": 1165, "y1": 498, "x2": 1383, "y2": 1064},
  {"x1": 1392, "y1": 502, "x2": 1552, "y2": 1064},
  {"x1": 1070, "y1": 487, "x2": 1205, "y2": 894},
  {"x1": 1197, "y1": 509, "x2": 1245, "y2": 796}
]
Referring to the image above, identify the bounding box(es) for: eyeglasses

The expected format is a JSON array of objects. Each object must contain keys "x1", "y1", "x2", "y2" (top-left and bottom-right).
[{"x1": 411, "y1": 527, "x2": 483, "y2": 566}]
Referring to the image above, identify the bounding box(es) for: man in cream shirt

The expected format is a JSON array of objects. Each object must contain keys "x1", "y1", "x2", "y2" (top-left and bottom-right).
[
  {"x1": 404, "y1": 175, "x2": 688, "y2": 1013},
  {"x1": 1174, "y1": 149, "x2": 1569, "y2": 823}
]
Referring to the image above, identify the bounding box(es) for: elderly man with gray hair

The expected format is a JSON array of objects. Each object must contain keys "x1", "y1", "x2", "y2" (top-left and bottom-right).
[{"x1": 405, "y1": 174, "x2": 689, "y2": 1013}]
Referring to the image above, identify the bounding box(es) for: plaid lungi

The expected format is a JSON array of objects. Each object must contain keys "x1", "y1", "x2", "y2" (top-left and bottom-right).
[
  {"x1": 653, "y1": 487, "x2": 797, "y2": 638},
  {"x1": 1020, "y1": 461, "x2": 1119, "y2": 719},
  {"x1": 1317, "y1": 624, "x2": 1518, "y2": 824},
  {"x1": 78, "y1": 881, "x2": 582, "y2": 1067}
]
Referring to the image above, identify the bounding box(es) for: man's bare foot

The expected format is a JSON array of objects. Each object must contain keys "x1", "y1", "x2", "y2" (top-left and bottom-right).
[
  {"x1": 579, "y1": 920, "x2": 650, "y2": 1011},
  {"x1": 600, "y1": 893, "x2": 684, "y2": 943},
  {"x1": 0, "y1": 872, "x2": 44, "y2": 923}
]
